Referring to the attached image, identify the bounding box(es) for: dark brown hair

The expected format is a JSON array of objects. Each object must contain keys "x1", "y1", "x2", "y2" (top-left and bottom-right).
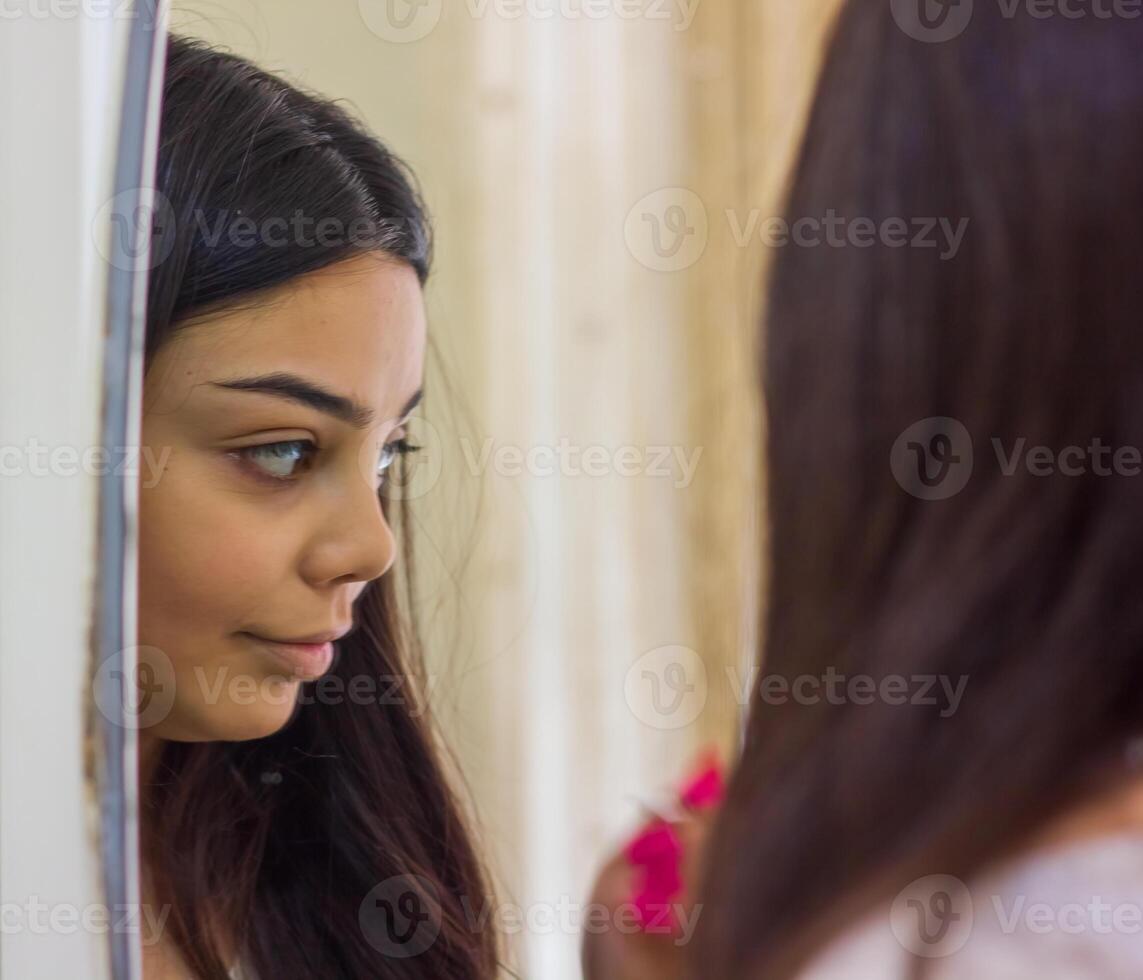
[
  {"x1": 140, "y1": 34, "x2": 501, "y2": 979},
  {"x1": 691, "y1": 1, "x2": 1143, "y2": 977}
]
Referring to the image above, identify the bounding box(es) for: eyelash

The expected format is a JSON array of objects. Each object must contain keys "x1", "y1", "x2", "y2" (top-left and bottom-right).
[{"x1": 236, "y1": 437, "x2": 421, "y2": 485}]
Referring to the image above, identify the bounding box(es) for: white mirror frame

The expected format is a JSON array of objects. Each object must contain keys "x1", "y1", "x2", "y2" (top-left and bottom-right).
[{"x1": 0, "y1": 3, "x2": 169, "y2": 978}]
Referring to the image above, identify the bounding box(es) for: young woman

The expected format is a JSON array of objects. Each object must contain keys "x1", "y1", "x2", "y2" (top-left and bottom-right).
[
  {"x1": 586, "y1": 0, "x2": 1143, "y2": 977},
  {"x1": 134, "y1": 35, "x2": 500, "y2": 979}
]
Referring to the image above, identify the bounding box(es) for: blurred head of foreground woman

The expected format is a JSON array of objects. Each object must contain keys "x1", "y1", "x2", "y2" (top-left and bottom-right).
[
  {"x1": 691, "y1": 1, "x2": 1143, "y2": 978},
  {"x1": 134, "y1": 34, "x2": 499, "y2": 979}
]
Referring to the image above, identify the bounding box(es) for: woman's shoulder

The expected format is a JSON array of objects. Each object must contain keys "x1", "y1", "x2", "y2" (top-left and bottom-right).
[
  {"x1": 797, "y1": 829, "x2": 1143, "y2": 980},
  {"x1": 926, "y1": 829, "x2": 1143, "y2": 978}
]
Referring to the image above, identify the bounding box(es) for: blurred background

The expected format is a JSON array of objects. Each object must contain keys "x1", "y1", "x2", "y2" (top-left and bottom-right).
[{"x1": 167, "y1": 1, "x2": 841, "y2": 975}]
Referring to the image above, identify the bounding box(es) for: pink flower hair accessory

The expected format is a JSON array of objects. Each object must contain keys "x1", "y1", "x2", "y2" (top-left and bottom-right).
[{"x1": 622, "y1": 748, "x2": 726, "y2": 937}]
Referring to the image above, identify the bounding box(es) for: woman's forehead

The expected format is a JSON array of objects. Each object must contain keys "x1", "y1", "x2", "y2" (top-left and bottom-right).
[{"x1": 145, "y1": 256, "x2": 426, "y2": 417}]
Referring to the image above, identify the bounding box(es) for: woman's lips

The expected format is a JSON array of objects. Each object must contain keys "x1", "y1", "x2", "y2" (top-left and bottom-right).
[{"x1": 241, "y1": 632, "x2": 334, "y2": 681}]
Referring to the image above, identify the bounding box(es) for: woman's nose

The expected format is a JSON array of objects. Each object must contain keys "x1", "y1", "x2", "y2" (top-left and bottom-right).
[{"x1": 302, "y1": 469, "x2": 399, "y2": 588}]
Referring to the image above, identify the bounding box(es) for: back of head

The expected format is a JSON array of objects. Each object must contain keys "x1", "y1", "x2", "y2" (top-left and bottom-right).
[{"x1": 692, "y1": 2, "x2": 1143, "y2": 977}]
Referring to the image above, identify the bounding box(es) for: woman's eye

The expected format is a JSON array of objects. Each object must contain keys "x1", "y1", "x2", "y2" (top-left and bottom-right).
[
  {"x1": 377, "y1": 437, "x2": 421, "y2": 484},
  {"x1": 238, "y1": 439, "x2": 318, "y2": 482},
  {"x1": 233, "y1": 436, "x2": 420, "y2": 486}
]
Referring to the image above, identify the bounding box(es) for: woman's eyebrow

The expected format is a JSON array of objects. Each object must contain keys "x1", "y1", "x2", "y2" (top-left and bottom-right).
[{"x1": 207, "y1": 372, "x2": 423, "y2": 429}]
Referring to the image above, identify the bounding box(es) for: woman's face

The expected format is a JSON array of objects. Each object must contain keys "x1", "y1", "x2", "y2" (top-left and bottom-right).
[{"x1": 136, "y1": 252, "x2": 426, "y2": 744}]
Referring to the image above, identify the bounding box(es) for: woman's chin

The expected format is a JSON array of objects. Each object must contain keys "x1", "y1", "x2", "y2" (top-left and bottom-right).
[
  {"x1": 155, "y1": 695, "x2": 303, "y2": 744},
  {"x1": 213, "y1": 705, "x2": 301, "y2": 742}
]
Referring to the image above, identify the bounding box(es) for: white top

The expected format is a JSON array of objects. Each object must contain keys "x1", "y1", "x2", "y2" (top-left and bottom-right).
[{"x1": 795, "y1": 830, "x2": 1143, "y2": 979}]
